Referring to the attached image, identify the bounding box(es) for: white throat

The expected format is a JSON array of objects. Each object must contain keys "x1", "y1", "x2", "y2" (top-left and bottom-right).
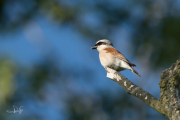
[{"x1": 97, "y1": 45, "x2": 113, "y2": 52}]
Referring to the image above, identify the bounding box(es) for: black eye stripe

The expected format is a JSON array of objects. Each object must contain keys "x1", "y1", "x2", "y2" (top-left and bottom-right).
[{"x1": 95, "y1": 42, "x2": 107, "y2": 46}]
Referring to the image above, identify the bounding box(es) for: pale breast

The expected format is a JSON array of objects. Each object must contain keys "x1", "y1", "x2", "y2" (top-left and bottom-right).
[{"x1": 99, "y1": 49, "x2": 116, "y2": 68}]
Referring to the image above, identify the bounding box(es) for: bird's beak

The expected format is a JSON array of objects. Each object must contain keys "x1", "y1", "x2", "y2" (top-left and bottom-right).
[{"x1": 91, "y1": 46, "x2": 97, "y2": 49}]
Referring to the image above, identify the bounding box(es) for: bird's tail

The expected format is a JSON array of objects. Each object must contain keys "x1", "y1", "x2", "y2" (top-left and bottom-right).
[{"x1": 131, "y1": 68, "x2": 141, "y2": 77}]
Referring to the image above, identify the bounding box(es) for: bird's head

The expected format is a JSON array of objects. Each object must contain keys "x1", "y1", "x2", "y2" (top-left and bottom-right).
[{"x1": 91, "y1": 39, "x2": 113, "y2": 52}]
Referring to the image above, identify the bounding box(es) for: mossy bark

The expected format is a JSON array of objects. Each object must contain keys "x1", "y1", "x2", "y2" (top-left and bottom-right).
[
  {"x1": 158, "y1": 59, "x2": 180, "y2": 119},
  {"x1": 107, "y1": 58, "x2": 180, "y2": 120}
]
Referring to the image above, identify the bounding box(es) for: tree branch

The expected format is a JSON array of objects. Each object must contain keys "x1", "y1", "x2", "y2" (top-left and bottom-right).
[
  {"x1": 106, "y1": 68, "x2": 165, "y2": 116},
  {"x1": 106, "y1": 59, "x2": 180, "y2": 120}
]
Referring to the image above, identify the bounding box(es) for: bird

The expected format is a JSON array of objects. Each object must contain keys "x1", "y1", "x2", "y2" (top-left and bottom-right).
[{"x1": 91, "y1": 39, "x2": 140, "y2": 77}]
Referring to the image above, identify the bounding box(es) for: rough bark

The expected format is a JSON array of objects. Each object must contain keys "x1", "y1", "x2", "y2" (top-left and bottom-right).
[{"x1": 106, "y1": 58, "x2": 180, "y2": 120}]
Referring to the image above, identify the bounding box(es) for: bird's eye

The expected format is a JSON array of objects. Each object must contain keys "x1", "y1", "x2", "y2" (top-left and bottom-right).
[{"x1": 95, "y1": 42, "x2": 106, "y2": 46}]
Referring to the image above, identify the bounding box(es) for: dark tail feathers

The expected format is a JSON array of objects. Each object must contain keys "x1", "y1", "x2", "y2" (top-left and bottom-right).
[
  {"x1": 131, "y1": 68, "x2": 141, "y2": 77},
  {"x1": 129, "y1": 63, "x2": 136, "y2": 67}
]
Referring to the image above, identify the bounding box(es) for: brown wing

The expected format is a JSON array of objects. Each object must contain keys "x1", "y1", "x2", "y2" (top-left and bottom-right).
[{"x1": 104, "y1": 47, "x2": 136, "y2": 67}]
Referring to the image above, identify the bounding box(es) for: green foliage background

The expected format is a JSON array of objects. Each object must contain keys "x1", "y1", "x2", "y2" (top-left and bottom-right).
[{"x1": 0, "y1": 0, "x2": 180, "y2": 120}]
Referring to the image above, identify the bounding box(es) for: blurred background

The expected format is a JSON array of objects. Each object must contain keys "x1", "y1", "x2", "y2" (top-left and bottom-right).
[{"x1": 0, "y1": 0, "x2": 180, "y2": 120}]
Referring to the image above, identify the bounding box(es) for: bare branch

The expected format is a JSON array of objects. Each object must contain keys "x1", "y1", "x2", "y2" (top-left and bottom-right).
[{"x1": 106, "y1": 67, "x2": 164, "y2": 115}]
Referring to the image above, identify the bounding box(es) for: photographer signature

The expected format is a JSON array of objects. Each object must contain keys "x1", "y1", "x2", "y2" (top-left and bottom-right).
[{"x1": 6, "y1": 105, "x2": 23, "y2": 114}]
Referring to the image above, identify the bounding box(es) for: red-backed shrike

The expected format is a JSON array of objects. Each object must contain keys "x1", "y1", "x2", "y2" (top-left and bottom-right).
[{"x1": 91, "y1": 39, "x2": 140, "y2": 77}]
